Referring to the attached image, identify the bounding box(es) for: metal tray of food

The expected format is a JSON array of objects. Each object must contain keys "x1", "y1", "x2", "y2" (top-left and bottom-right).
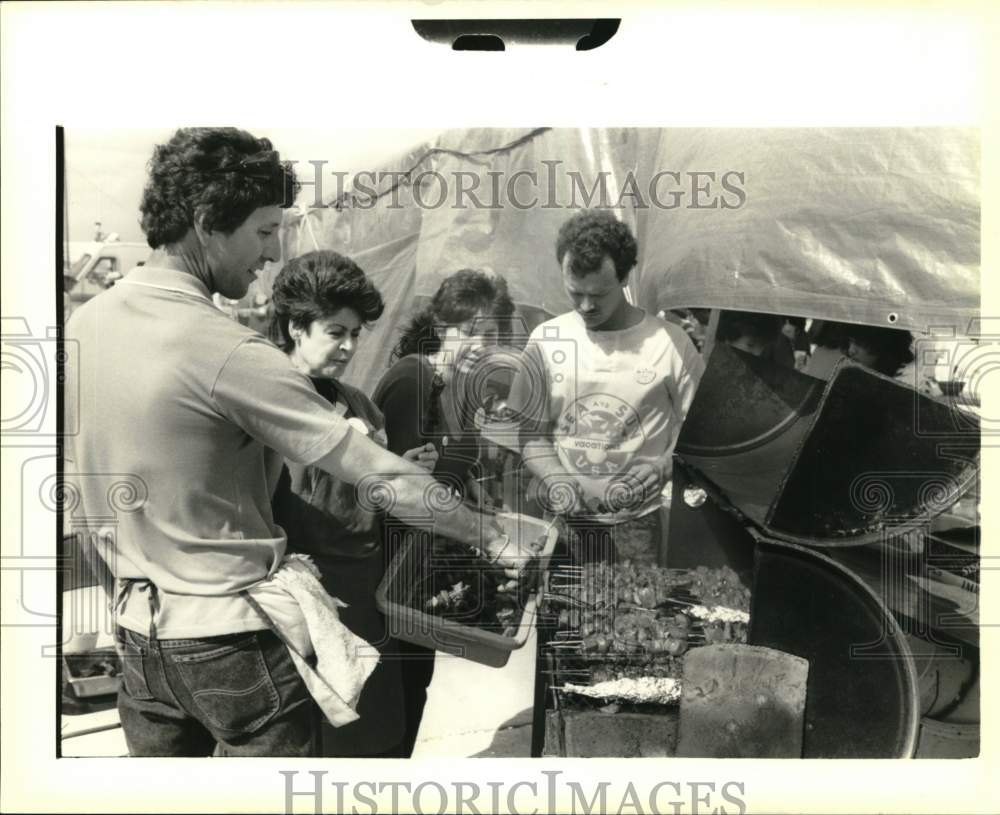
[{"x1": 63, "y1": 648, "x2": 121, "y2": 698}]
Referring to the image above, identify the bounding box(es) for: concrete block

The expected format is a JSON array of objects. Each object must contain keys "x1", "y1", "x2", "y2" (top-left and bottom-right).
[{"x1": 560, "y1": 710, "x2": 678, "y2": 757}]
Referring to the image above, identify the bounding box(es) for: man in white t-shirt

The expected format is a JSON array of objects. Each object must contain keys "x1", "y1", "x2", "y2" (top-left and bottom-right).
[{"x1": 507, "y1": 210, "x2": 705, "y2": 564}]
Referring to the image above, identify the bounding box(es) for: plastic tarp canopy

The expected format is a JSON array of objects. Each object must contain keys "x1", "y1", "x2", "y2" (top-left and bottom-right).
[
  {"x1": 278, "y1": 127, "x2": 979, "y2": 396},
  {"x1": 632, "y1": 128, "x2": 980, "y2": 335},
  {"x1": 280, "y1": 128, "x2": 640, "y2": 394}
]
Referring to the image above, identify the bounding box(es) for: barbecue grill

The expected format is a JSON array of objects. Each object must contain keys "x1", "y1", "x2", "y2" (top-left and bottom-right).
[{"x1": 538, "y1": 343, "x2": 980, "y2": 758}]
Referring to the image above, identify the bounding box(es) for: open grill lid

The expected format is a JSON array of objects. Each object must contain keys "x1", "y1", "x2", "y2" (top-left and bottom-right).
[
  {"x1": 674, "y1": 343, "x2": 980, "y2": 547},
  {"x1": 747, "y1": 539, "x2": 922, "y2": 758}
]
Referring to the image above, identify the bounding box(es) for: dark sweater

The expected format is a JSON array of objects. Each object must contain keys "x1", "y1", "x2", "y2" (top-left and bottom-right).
[
  {"x1": 371, "y1": 354, "x2": 480, "y2": 495},
  {"x1": 270, "y1": 375, "x2": 404, "y2": 756}
]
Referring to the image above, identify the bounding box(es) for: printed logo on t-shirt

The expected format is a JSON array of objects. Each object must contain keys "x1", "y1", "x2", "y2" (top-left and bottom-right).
[
  {"x1": 635, "y1": 367, "x2": 656, "y2": 385},
  {"x1": 555, "y1": 393, "x2": 645, "y2": 477}
]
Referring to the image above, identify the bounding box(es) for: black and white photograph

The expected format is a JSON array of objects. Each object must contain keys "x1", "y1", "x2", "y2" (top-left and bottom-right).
[
  {"x1": 2, "y1": 5, "x2": 996, "y2": 815},
  {"x1": 55, "y1": 122, "x2": 983, "y2": 761}
]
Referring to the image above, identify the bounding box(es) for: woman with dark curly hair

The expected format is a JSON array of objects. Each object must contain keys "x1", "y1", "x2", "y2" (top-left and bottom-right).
[
  {"x1": 371, "y1": 268, "x2": 515, "y2": 756},
  {"x1": 844, "y1": 324, "x2": 916, "y2": 378},
  {"x1": 804, "y1": 320, "x2": 915, "y2": 380},
  {"x1": 376, "y1": 269, "x2": 515, "y2": 488},
  {"x1": 269, "y1": 250, "x2": 438, "y2": 757}
]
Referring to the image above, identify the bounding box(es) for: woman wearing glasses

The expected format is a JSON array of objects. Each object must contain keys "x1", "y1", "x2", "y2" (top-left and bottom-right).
[{"x1": 371, "y1": 269, "x2": 516, "y2": 757}]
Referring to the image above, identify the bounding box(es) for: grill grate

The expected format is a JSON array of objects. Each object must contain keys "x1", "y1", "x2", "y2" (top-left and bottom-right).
[{"x1": 540, "y1": 563, "x2": 751, "y2": 702}]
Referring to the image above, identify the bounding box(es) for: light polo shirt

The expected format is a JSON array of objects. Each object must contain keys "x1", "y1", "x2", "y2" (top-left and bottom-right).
[{"x1": 65, "y1": 267, "x2": 350, "y2": 638}]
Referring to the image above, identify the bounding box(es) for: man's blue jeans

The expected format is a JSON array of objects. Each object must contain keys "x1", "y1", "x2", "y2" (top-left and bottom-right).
[{"x1": 115, "y1": 626, "x2": 317, "y2": 756}]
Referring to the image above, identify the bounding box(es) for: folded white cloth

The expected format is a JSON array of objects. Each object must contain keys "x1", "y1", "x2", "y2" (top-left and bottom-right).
[{"x1": 246, "y1": 554, "x2": 379, "y2": 727}]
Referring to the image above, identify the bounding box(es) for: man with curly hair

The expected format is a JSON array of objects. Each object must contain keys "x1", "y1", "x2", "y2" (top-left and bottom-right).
[
  {"x1": 508, "y1": 209, "x2": 705, "y2": 565},
  {"x1": 64, "y1": 128, "x2": 515, "y2": 757}
]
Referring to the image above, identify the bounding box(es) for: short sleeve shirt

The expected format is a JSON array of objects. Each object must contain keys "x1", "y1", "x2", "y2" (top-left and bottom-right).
[
  {"x1": 64, "y1": 267, "x2": 350, "y2": 638},
  {"x1": 272, "y1": 378, "x2": 388, "y2": 562}
]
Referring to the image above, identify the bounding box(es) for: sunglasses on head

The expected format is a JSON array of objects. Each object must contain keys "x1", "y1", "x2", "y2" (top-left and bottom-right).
[
  {"x1": 209, "y1": 150, "x2": 296, "y2": 205},
  {"x1": 210, "y1": 150, "x2": 286, "y2": 180}
]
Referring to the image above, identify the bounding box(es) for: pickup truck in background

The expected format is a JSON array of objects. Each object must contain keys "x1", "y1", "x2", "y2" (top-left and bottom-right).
[
  {"x1": 64, "y1": 236, "x2": 150, "y2": 321},
  {"x1": 63, "y1": 237, "x2": 277, "y2": 333}
]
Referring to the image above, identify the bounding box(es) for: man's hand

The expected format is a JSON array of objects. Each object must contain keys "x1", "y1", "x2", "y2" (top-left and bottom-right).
[
  {"x1": 465, "y1": 474, "x2": 495, "y2": 511},
  {"x1": 607, "y1": 462, "x2": 663, "y2": 512},
  {"x1": 479, "y1": 527, "x2": 537, "y2": 579},
  {"x1": 530, "y1": 474, "x2": 585, "y2": 516},
  {"x1": 402, "y1": 442, "x2": 439, "y2": 472}
]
